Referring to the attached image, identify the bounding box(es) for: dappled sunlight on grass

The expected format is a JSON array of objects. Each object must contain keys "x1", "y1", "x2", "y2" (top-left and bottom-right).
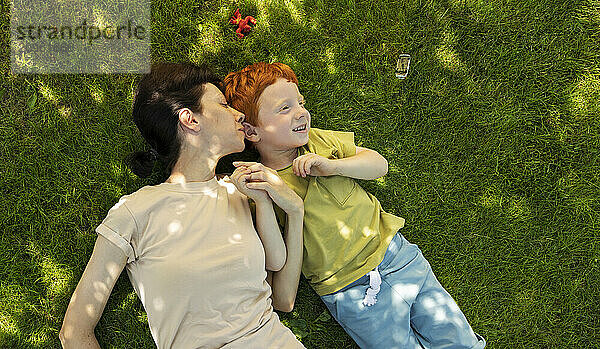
[
  {"x1": 568, "y1": 71, "x2": 600, "y2": 121},
  {"x1": 38, "y1": 82, "x2": 60, "y2": 105},
  {"x1": 40, "y1": 255, "x2": 74, "y2": 299},
  {"x1": 374, "y1": 176, "x2": 386, "y2": 186},
  {"x1": 37, "y1": 81, "x2": 74, "y2": 119},
  {"x1": 0, "y1": 285, "x2": 27, "y2": 338},
  {"x1": 279, "y1": 53, "x2": 300, "y2": 67},
  {"x1": 27, "y1": 327, "x2": 52, "y2": 346},
  {"x1": 0, "y1": 311, "x2": 19, "y2": 337},
  {"x1": 58, "y1": 106, "x2": 72, "y2": 118},
  {"x1": 321, "y1": 46, "x2": 338, "y2": 75},
  {"x1": 27, "y1": 240, "x2": 74, "y2": 300},
  {"x1": 195, "y1": 22, "x2": 224, "y2": 55},
  {"x1": 557, "y1": 169, "x2": 599, "y2": 216},
  {"x1": 0, "y1": 282, "x2": 54, "y2": 347},
  {"x1": 284, "y1": 0, "x2": 305, "y2": 24},
  {"x1": 250, "y1": 0, "x2": 272, "y2": 28},
  {"x1": 477, "y1": 186, "x2": 532, "y2": 220},
  {"x1": 118, "y1": 291, "x2": 139, "y2": 311},
  {"x1": 89, "y1": 84, "x2": 104, "y2": 104},
  {"x1": 435, "y1": 30, "x2": 466, "y2": 74}
]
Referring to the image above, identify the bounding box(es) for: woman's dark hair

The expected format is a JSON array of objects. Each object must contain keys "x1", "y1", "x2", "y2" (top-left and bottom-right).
[{"x1": 127, "y1": 62, "x2": 222, "y2": 178}]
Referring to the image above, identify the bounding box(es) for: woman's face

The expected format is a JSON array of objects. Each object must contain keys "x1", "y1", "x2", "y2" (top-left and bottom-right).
[{"x1": 198, "y1": 83, "x2": 246, "y2": 154}]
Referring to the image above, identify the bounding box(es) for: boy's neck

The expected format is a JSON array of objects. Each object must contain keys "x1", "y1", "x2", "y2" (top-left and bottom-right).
[{"x1": 257, "y1": 145, "x2": 299, "y2": 171}]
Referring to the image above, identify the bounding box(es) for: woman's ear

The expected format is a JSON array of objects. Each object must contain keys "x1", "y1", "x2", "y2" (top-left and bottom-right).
[
  {"x1": 243, "y1": 122, "x2": 260, "y2": 143},
  {"x1": 177, "y1": 108, "x2": 201, "y2": 132}
]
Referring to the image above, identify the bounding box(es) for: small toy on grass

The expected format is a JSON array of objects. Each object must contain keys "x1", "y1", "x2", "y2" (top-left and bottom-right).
[{"x1": 229, "y1": 8, "x2": 256, "y2": 38}]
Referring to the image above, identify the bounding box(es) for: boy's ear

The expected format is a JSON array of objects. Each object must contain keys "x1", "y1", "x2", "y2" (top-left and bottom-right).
[
  {"x1": 178, "y1": 108, "x2": 201, "y2": 132},
  {"x1": 243, "y1": 122, "x2": 260, "y2": 143}
]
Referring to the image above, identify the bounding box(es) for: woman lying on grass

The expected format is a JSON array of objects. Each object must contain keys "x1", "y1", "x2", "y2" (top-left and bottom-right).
[{"x1": 60, "y1": 62, "x2": 305, "y2": 348}]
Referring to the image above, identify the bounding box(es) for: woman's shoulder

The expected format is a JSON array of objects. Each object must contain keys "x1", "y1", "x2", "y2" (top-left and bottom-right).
[
  {"x1": 129, "y1": 183, "x2": 168, "y2": 199},
  {"x1": 106, "y1": 184, "x2": 168, "y2": 213}
]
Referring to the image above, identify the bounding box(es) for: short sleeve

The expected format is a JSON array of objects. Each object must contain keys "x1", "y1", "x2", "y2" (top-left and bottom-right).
[
  {"x1": 308, "y1": 128, "x2": 356, "y2": 159},
  {"x1": 332, "y1": 130, "x2": 356, "y2": 158},
  {"x1": 95, "y1": 197, "x2": 138, "y2": 263}
]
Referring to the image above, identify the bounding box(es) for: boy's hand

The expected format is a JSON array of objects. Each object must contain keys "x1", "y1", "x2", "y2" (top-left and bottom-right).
[
  {"x1": 292, "y1": 153, "x2": 337, "y2": 178},
  {"x1": 230, "y1": 165, "x2": 269, "y2": 203},
  {"x1": 233, "y1": 162, "x2": 303, "y2": 213}
]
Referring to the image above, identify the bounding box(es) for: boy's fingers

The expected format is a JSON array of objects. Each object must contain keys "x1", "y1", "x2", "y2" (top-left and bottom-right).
[
  {"x1": 303, "y1": 157, "x2": 314, "y2": 176},
  {"x1": 302, "y1": 155, "x2": 314, "y2": 177},
  {"x1": 302, "y1": 156, "x2": 312, "y2": 177},
  {"x1": 301, "y1": 158, "x2": 309, "y2": 177},
  {"x1": 296, "y1": 158, "x2": 305, "y2": 177},
  {"x1": 293, "y1": 154, "x2": 315, "y2": 177}
]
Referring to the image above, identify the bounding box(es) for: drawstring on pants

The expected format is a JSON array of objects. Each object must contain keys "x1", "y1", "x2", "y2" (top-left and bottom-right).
[{"x1": 362, "y1": 266, "x2": 381, "y2": 306}]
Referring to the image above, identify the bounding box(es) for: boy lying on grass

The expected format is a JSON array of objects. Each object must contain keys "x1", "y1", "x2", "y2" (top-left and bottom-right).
[{"x1": 223, "y1": 62, "x2": 486, "y2": 348}]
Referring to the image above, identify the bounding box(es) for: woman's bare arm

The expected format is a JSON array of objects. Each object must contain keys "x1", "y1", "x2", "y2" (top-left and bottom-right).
[
  {"x1": 267, "y1": 207, "x2": 304, "y2": 312},
  {"x1": 253, "y1": 199, "x2": 288, "y2": 271},
  {"x1": 230, "y1": 165, "x2": 287, "y2": 271},
  {"x1": 60, "y1": 235, "x2": 127, "y2": 348},
  {"x1": 232, "y1": 161, "x2": 305, "y2": 311}
]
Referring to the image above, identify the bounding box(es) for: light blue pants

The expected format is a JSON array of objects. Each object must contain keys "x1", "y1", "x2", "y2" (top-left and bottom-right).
[{"x1": 320, "y1": 232, "x2": 486, "y2": 349}]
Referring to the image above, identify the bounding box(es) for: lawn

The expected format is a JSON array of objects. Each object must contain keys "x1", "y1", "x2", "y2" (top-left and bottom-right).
[{"x1": 1, "y1": 0, "x2": 599, "y2": 348}]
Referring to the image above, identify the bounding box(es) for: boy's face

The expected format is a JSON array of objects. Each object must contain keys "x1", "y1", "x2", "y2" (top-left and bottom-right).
[{"x1": 252, "y1": 78, "x2": 310, "y2": 150}]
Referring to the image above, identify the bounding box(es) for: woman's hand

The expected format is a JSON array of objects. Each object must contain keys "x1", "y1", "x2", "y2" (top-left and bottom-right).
[
  {"x1": 230, "y1": 165, "x2": 270, "y2": 203},
  {"x1": 292, "y1": 153, "x2": 337, "y2": 178},
  {"x1": 233, "y1": 162, "x2": 303, "y2": 214}
]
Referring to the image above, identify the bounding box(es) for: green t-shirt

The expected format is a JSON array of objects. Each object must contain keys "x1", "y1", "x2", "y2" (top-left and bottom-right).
[{"x1": 275, "y1": 128, "x2": 405, "y2": 296}]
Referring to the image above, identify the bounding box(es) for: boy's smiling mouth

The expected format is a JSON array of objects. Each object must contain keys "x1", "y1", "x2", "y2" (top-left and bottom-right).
[{"x1": 292, "y1": 124, "x2": 307, "y2": 132}]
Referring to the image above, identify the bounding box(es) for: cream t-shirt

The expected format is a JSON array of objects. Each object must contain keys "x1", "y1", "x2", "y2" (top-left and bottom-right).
[{"x1": 96, "y1": 176, "x2": 303, "y2": 349}]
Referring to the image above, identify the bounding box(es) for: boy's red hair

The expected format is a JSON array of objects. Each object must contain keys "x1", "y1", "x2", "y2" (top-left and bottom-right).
[{"x1": 223, "y1": 62, "x2": 298, "y2": 126}]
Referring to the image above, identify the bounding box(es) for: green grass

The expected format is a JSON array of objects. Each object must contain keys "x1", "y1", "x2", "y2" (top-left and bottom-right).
[{"x1": 1, "y1": 0, "x2": 599, "y2": 347}]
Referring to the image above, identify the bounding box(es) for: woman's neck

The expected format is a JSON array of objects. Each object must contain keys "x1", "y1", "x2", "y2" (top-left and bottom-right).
[{"x1": 166, "y1": 148, "x2": 220, "y2": 184}]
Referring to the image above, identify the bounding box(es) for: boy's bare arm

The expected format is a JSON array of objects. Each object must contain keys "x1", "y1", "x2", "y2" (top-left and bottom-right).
[{"x1": 292, "y1": 146, "x2": 388, "y2": 180}]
